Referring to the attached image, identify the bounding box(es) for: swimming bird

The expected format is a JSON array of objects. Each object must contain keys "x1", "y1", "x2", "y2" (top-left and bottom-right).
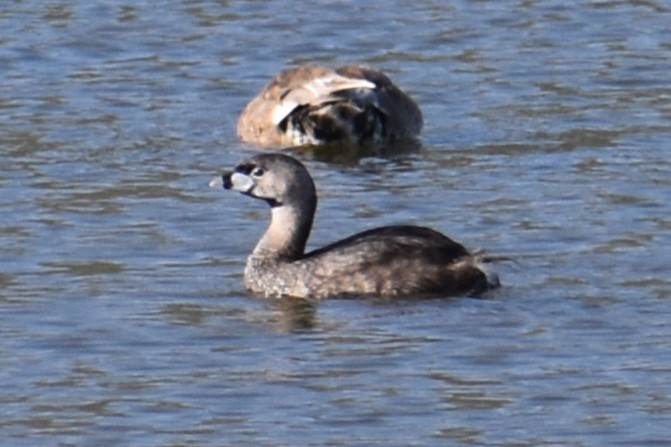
[
  {"x1": 237, "y1": 65, "x2": 423, "y2": 148},
  {"x1": 211, "y1": 153, "x2": 501, "y2": 299}
]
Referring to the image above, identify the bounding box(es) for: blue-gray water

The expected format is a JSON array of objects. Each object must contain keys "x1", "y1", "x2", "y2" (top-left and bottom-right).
[{"x1": 2, "y1": 1, "x2": 671, "y2": 446}]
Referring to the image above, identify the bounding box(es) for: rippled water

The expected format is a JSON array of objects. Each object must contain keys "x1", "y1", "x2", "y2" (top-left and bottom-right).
[{"x1": 2, "y1": 1, "x2": 671, "y2": 445}]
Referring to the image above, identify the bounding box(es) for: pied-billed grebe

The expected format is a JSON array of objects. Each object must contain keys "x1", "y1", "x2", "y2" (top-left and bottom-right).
[
  {"x1": 212, "y1": 153, "x2": 502, "y2": 299},
  {"x1": 237, "y1": 64, "x2": 423, "y2": 148}
]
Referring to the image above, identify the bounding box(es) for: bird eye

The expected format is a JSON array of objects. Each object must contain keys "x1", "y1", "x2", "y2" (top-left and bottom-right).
[{"x1": 251, "y1": 167, "x2": 265, "y2": 177}]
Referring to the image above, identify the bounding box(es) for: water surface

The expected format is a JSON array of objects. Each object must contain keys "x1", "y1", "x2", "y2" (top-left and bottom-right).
[{"x1": 1, "y1": 1, "x2": 671, "y2": 446}]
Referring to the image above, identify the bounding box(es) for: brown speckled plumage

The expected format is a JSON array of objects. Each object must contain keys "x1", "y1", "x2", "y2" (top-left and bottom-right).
[
  {"x1": 214, "y1": 153, "x2": 500, "y2": 299},
  {"x1": 237, "y1": 65, "x2": 423, "y2": 148}
]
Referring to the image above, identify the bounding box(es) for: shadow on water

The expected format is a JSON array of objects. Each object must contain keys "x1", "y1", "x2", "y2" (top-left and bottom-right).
[
  {"x1": 268, "y1": 297, "x2": 319, "y2": 332},
  {"x1": 287, "y1": 138, "x2": 424, "y2": 165},
  {"x1": 158, "y1": 295, "x2": 319, "y2": 334}
]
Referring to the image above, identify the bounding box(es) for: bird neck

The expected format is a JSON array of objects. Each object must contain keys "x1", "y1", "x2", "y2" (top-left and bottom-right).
[{"x1": 253, "y1": 201, "x2": 315, "y2": 260}]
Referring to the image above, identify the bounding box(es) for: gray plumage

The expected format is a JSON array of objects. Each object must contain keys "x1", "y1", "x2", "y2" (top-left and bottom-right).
[{"x1": 214, "y1": 153, "x2": 500, "y2": 299}]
